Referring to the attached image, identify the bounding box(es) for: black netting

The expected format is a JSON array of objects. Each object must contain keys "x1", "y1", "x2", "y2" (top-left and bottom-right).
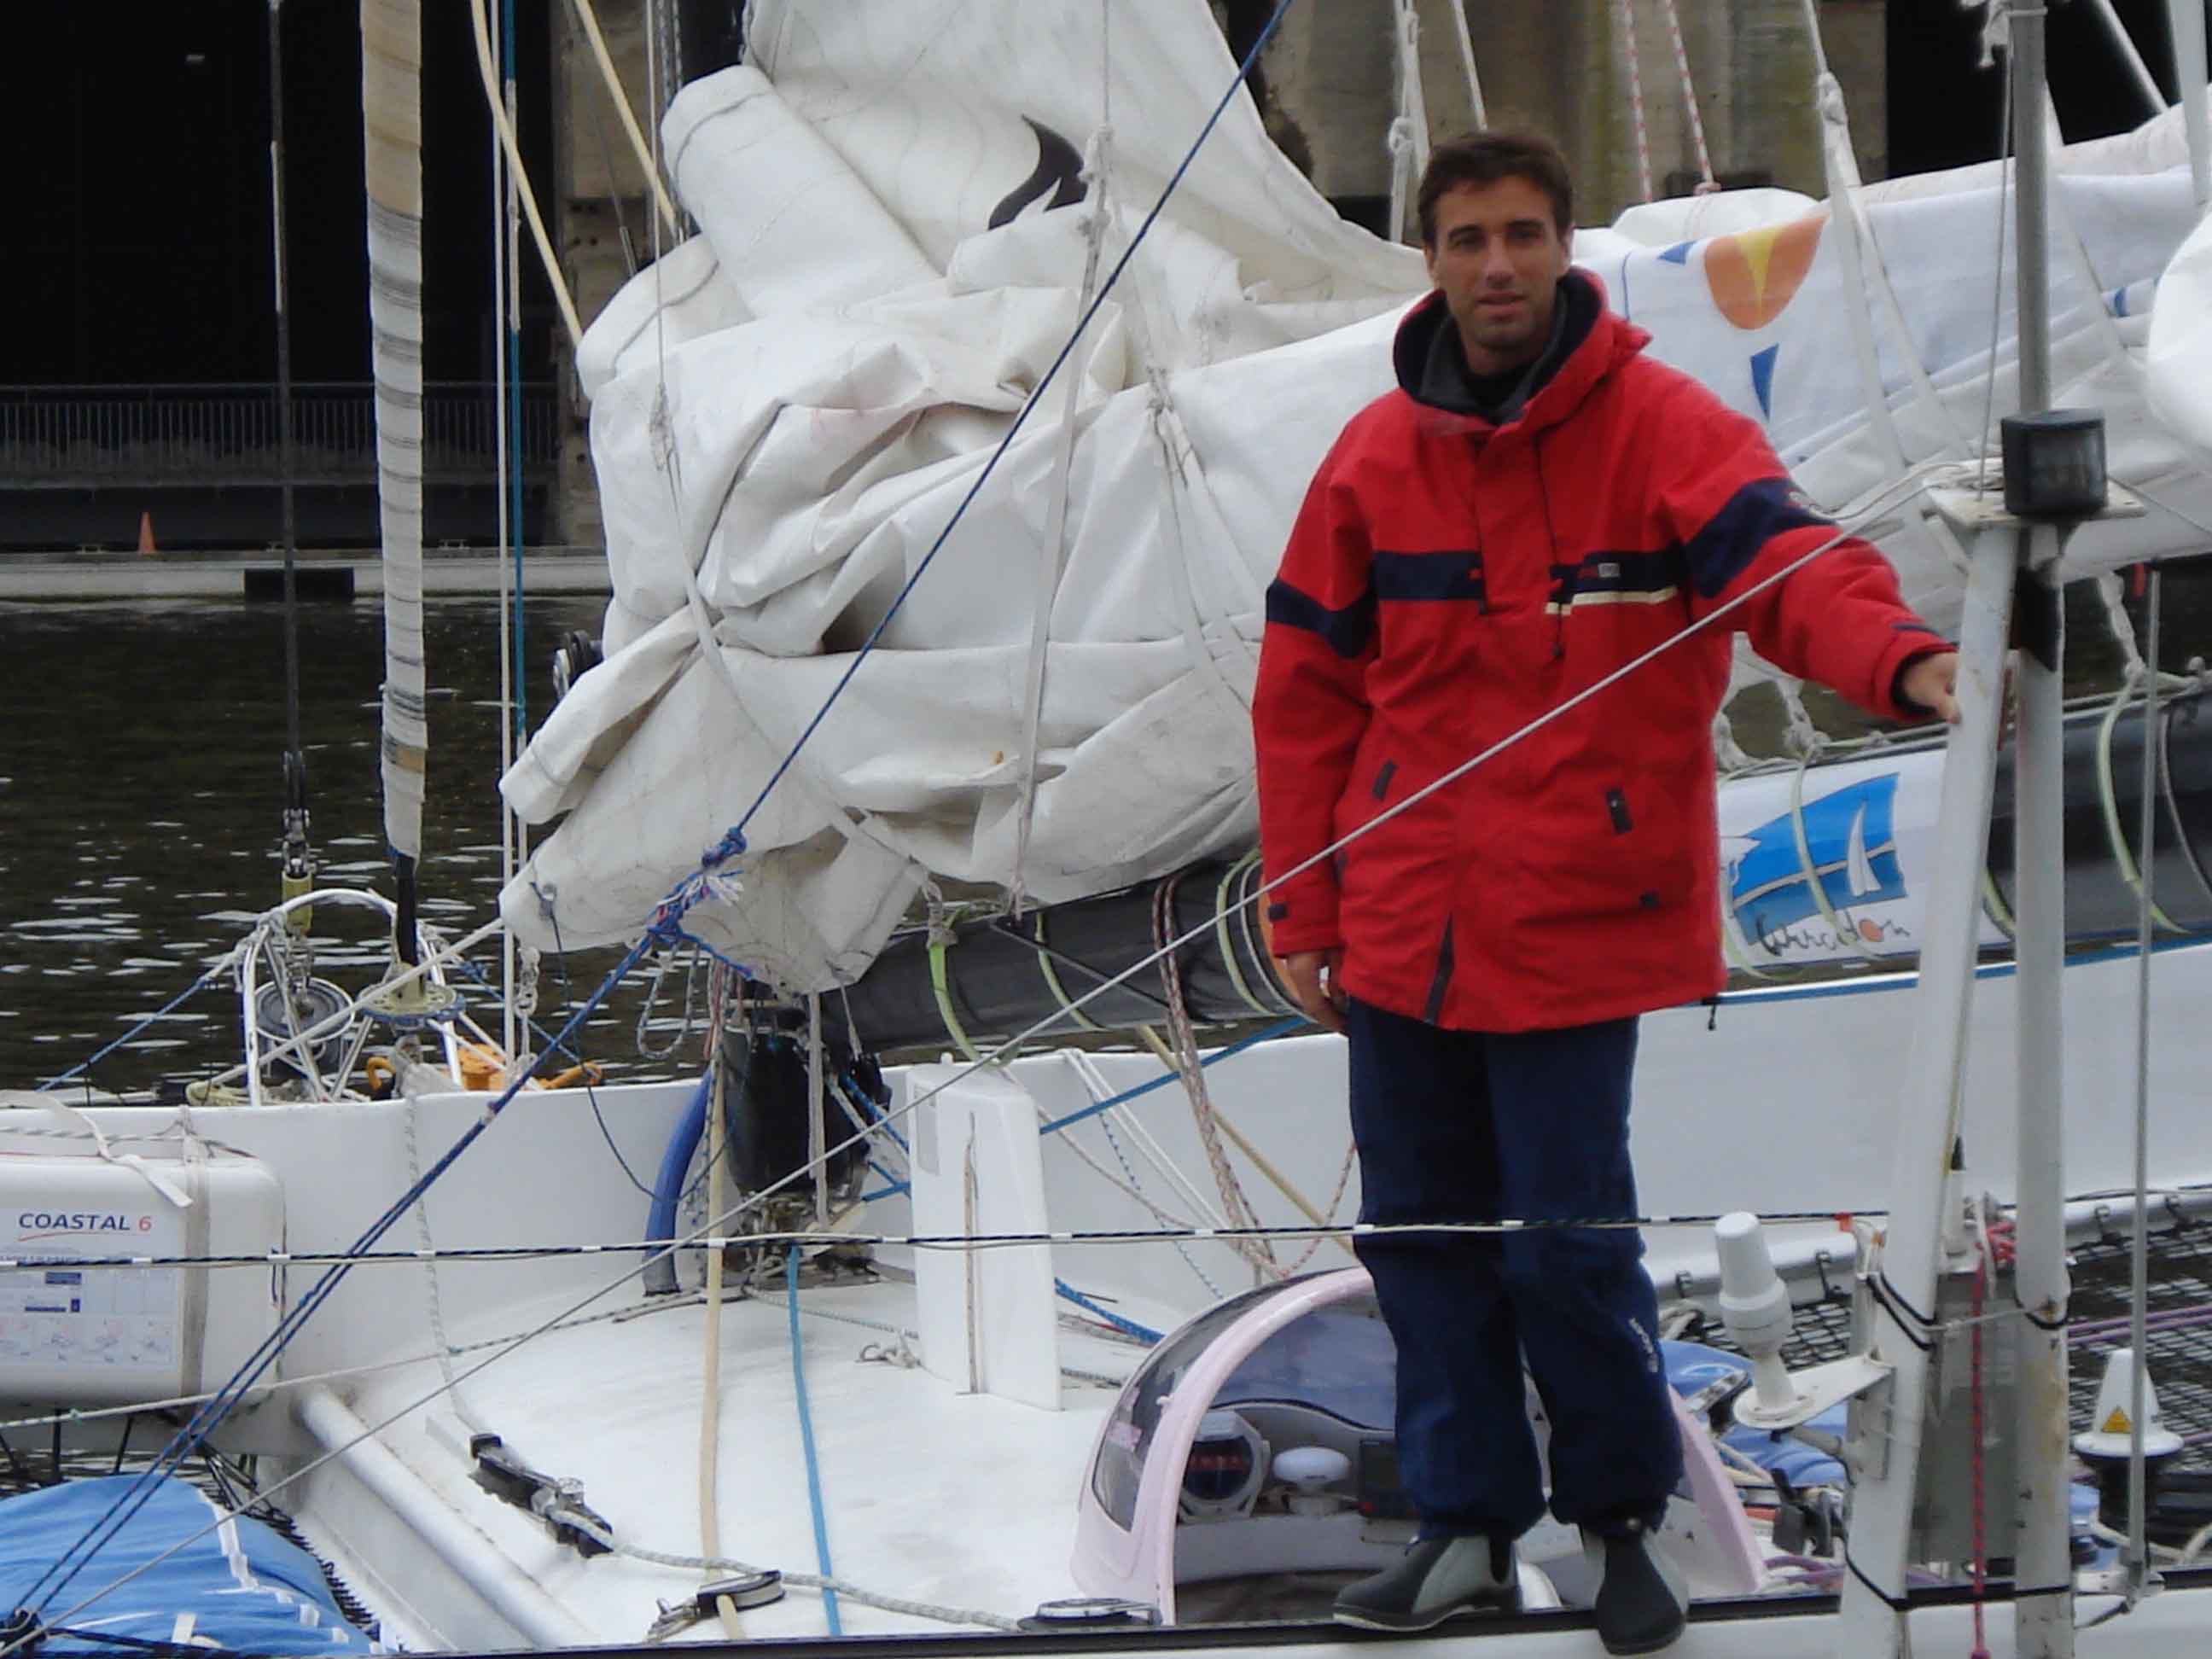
[
  {"x1": 2068, "y1": 1214, "x2": 2212, "y2": 1470},
  {"x1": 1673, "y1": 1218, "x2": 2212, "y2": 1470}
]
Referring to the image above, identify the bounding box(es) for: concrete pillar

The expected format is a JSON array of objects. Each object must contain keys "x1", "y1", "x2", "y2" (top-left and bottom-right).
[{"x1": 550, "y1": 0, "x2": 664, "y2": 549}]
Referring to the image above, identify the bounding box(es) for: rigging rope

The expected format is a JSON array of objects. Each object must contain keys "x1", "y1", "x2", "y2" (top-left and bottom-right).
[
  {"x1": 465, "y1": 0, "x2": 584, "y2": 346},
  {"x1": 1386, "y1": 0, "x2": 1431, "y2": 242},
  {"x1": 707, "y1": 0, "x2": 1302, "y2": 873},
  {"x1": 1444, "y1": 0, "x2": 1487, "y2": 127},
  {"x1": 1150, "y1": 875, "x2": 1278, "y2": 1280},
  {"x1": 1010, "y1": 40, "x2": 1115, "y2": 917},
  {"x1": 1615, "y1": 0, "x2": 1655, "y2": 202},
  {"x1": 1656, "y1": 0, "x2": 1714, "y2": 189}
]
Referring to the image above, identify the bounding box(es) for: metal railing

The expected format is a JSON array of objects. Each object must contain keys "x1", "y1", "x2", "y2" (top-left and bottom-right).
[{"x1": 0, "y1": 383, "x2": 560, "y2": 488}]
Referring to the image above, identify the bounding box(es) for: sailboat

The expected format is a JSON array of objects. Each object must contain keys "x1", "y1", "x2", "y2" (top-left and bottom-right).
[{"x1": 9, "y1": 1, "x2": 2212, "y2": 1655}]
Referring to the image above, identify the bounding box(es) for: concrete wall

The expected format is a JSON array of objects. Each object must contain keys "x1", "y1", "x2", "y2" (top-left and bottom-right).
[
  {"x1": 550, "y1": 0, "x2": 666, "y2": 549},
  {"x1": 1253, "y1": 0, "x2": 1887, "y2": 232}
]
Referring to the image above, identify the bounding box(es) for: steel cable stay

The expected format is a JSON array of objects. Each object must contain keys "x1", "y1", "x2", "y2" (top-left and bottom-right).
[{"x1": 0, "y1": 463, "x2": 1934, "y2": 1652}]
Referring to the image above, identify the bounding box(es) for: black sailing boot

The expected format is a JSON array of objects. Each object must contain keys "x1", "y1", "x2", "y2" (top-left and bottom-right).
[
  {"x1": 1331, "y1": 1534, "x2": 1521, "y2": 1632},
  {"x1": 1584, "y1": 1517, "x2": 1688, "y2": 1655}
]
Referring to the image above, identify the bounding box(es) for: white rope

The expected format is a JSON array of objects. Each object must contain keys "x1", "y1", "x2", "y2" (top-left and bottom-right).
[
  {"x1": 1445, "y1": 0, "x2": 1487, "y2": 127},
  {"x1": 405, "y1": 1095, "x2": 491, "y2": 1433},
  {"x1": 1616, "y1": 0, "x2": 1655, "y2": 202},
  {"x1": 1386, "y1": 0, "x2": 1430, "y2": 240},
  {"x1": 1057, "y1": 1051, "x2": 1240, "y2": 1237},
  {"x1": 563, "y1": 0, "x2": 684, "y2": 236},
  {"x1": 1656, "y1": 0, "x2": 1714, "y2": 187},
  {"x1": 1774, "y1": 675, "x2": 1826, "y2": 759},
  {"x1": 466, "y1": 0, "x2": 585, "y2": 346},
  {"x1": 1010, "y1": 121, "x2": 1114, "y2": 915},
  {"x1": 584, "y1": 1522, "x2": 1022, "y2": 1633}
]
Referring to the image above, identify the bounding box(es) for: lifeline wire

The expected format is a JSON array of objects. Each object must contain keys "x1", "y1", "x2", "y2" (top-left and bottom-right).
[
  {"x1": 0, "y1": 1208, "x2": 1900, "y2": 1270},
  {"x1": 20, "y1": 251, "x2": 1937, "y2": 1659}
]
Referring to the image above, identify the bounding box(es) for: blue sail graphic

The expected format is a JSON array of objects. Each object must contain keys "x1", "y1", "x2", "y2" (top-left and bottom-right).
[{"x1": 1727, "y1": 774, "x2": 1906, "y2": 940}]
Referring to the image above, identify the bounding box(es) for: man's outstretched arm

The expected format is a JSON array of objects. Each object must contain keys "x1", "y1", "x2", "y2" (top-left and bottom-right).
[{"x1": 1658, "y1": 394, "x2": 1956, "y2": 723}]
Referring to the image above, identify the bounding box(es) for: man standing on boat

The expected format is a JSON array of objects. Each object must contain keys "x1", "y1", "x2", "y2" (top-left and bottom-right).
[{"x1": 1253, "y1": 131, "x2": 1958, "y2": 1655}]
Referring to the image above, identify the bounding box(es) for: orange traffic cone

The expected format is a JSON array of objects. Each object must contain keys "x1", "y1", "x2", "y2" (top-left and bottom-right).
[{"x1": 137, "y1": 511, "x2": 158, "y2": 556}]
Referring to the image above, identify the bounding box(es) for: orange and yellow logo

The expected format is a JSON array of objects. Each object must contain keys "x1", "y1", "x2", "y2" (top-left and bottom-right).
[{"x1": 1703, "y1": 215, "x2": 1827, "y2": 331}]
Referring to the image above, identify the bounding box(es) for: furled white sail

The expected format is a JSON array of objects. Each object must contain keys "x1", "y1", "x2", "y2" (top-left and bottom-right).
[
  {"x1": 362, "y1": 0, "x2": 427, "y2": 863},
  {"x1": 502, "y1": 0, "x2": 2212, "y2": 993}
]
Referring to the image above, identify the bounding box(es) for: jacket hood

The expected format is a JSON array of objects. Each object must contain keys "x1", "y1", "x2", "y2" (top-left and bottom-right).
[{"x1": 1392, "y1": 269, "x2": 1645, "y2": 435}]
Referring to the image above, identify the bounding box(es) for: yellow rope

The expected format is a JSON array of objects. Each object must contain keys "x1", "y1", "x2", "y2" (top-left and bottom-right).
[
  {"x1": 1029, "y1": 914, "x2": 1104, "y2": 1033},
  {"x1": 928, "y1": 936, "x2": 981, "y2": 1061}
]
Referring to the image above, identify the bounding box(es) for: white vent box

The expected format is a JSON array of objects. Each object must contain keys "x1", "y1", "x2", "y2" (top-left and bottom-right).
[{"x1": 0, "y1": 1148, "x2": 284, "y2": 1406}]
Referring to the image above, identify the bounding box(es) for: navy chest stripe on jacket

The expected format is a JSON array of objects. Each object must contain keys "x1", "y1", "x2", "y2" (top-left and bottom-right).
[
  {"x1": 1681, "y1": 476, "x2": 1834, "y2": 597},
  {"x1": 1372, "y1": 550, "x2": 1485, "y2": 604},
  {"x1": 1546, "y1": 549, "x2": 1684, "y2": 614}
]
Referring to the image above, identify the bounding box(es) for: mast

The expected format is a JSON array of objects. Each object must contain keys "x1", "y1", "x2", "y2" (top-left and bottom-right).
[
  {"x1": 1835, "y1": 2, "x2": 2087, "y2": 1650},
  {"x1": 2005, "y1": 0, "x2": 2076, "y2": 1647}
]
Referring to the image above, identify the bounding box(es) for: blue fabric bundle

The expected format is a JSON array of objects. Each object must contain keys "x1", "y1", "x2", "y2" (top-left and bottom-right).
[{"x1": 0, "y1": 1476, "x2": 375, "y2": 1656}]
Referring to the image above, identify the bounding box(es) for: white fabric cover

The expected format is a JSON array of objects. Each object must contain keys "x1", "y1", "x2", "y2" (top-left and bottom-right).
[
  {"x1": 2149, "y1": 204, "x2": 2212, "y2": 461},
  {"x1": 502, "y1": 0, "x2": 2212, "y2": 992}
]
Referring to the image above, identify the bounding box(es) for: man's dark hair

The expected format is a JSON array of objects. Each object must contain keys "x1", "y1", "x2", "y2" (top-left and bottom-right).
[{"x1": 1416, "y1": 131, "x2": 1575, "y2": 247}]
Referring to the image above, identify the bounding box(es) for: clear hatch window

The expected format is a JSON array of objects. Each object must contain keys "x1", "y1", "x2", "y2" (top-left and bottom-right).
[{"x1": 1090, "y1": 1280, "x2": 1295, "y2": 1531}]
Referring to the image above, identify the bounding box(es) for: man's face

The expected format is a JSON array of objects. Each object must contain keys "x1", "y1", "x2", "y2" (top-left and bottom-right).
[{"x1": 1423, "y1": 176, "x2": 1574, "y2": 376}]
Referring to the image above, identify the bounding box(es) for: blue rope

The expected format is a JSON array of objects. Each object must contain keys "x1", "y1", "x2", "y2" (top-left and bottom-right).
[
  {"x1": 785, "y1": 1247, "x2": 842, "y2": 1635},
  {"x1": 1055, "y1": 1280, "x2": 1163, "y2": 1345},
  {"x1": 712, "y1": 0, "x2": 1302, "y2": 864},
  {"x1": 1036, "y1": 1016, "x2": 1304, "y2": 1136},
  {"x1": 36, "y1": 963, "x2": 229, "y2": 1093}
]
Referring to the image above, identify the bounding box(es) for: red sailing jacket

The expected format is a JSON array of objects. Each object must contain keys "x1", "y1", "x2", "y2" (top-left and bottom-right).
[{"x1": 1253, "y1": 273, "x2": 1948, "y2": 1033}]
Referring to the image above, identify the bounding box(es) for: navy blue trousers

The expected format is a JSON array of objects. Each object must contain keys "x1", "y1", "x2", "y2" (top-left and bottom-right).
[{"x1": 1345, "y1": 998, "x2": 1683, "y2": 1539}]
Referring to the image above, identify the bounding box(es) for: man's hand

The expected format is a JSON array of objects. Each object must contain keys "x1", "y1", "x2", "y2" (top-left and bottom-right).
[
  {"x1": 1901, "y1": 651, "x2": 1961, "y2": 725},
  {"x1": 1278, "y1": 949, "x2": 1348, "y2": 1033}
]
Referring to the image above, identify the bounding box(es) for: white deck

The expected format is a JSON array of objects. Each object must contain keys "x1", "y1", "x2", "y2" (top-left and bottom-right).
[
  {"x1": 9, "y1": 940, "x2": 2212, "y2": 1652},
  {"x1": 303, "y1": 1278, "x2": 1120, "y2": 1648}
]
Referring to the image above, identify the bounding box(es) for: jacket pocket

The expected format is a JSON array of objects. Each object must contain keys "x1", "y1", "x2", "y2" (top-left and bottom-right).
[{"x1": 1521, "y1": 779, "x2": 1697, "y2": 924}]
